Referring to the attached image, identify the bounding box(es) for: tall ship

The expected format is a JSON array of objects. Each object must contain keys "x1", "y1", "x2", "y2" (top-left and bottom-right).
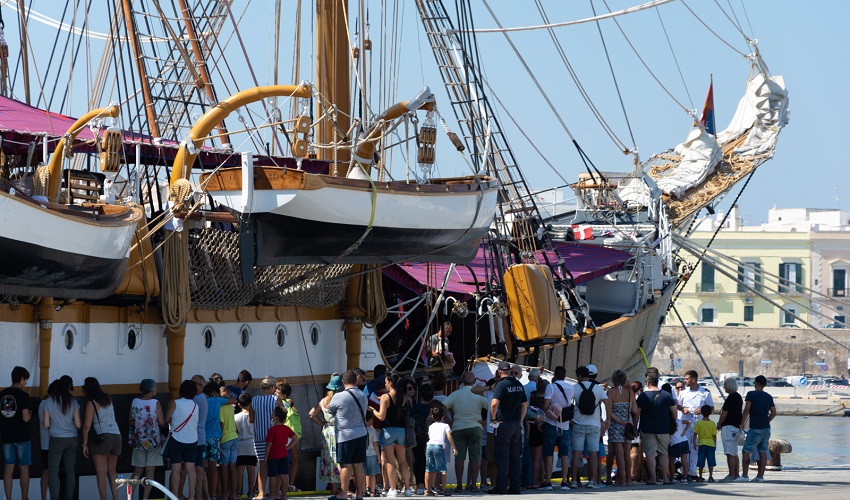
[{"x1": 0, "y1": 0, "x2": 786, "y2": 488}]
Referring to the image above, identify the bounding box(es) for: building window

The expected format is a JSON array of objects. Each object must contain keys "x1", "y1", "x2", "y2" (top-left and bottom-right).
[
  {"x1": 744, "y1": 305, "x2": 754, "y2": 322},
  {"x1": 737, "y1": 261, "x2": 762, "y2": 293},
  {"x1": 779, "y1": 262, "x2": 803, "y2": 293},
  {"x1": 783, "y1": 308, "x2": 796, "y2": 325},
  {"x1": 700, "y1": 307, "x2": 715, "y2": 324},
  {"x1": 833, "y1": 268, "x2": 847, "y2": 297},
  {"x1": 700, "y1": 263, "x2": 715, "y2": 292}
]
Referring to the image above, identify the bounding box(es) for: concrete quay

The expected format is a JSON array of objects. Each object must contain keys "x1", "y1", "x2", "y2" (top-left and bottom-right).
[{"x1": 297, "y1": 467, "x2": 850, "y2": 500}]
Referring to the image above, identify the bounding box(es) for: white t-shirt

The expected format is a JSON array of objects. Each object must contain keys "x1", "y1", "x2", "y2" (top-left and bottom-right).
[
  {"x1": 677, "y1": 387, "x2": 714, "y2": 422},
  {"x1": 234, "y1": 410, "x2": 256, "y2": 457},
  {"x1": 543, "y1": 380, "x2": 573, "y2": 430},
  {"x1": 669, "y1": 418, "x2": 689, "y2": 445},
  {"x1": 571, "y1": 381, "x2": 608, "y2": 428},
  {"x1": 366, "y1": 427, "x2": 379, "y2": 457},
  {"x1": 427, "y1": 421, "x2": 451, "y2": 446}
]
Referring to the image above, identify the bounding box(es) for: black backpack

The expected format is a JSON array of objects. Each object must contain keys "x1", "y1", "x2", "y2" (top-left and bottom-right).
[{"x1": 576, "y1": 381, "x2": 598, "y2": 416}]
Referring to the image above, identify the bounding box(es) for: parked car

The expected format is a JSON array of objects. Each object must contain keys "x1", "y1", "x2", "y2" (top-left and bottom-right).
[
  {"x1": 684, "y1": 321, "x2": 702, "y2": 327},
  {"x1": 823, "y1": 323, "x2": 845, "y2": 329},
  {"x1": 766, "y1": 378, "x2": 792, "y2": 387},
  {"x1": 780, "y1": 324, "x2": 800, "y2": 328},
  {"x1": 823, "y1": 378, "x2": 850, "y2": 386},
  {"x1": 725, "y1": 322, "x2": 749, "y2": 327}
]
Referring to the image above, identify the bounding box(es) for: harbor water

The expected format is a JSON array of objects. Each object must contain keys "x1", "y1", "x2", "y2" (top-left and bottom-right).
[{"x1": 768, "y1": 415, "x2": 850, "y2": 468}]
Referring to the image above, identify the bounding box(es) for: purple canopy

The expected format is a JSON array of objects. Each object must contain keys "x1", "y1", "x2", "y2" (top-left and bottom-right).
[{"x1": 386, "y1": 242, "x2": 631, "y2": 298}]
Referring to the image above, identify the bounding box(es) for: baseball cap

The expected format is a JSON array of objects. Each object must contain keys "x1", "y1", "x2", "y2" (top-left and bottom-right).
[
  {"x1": 586, "y1": 364, "x2": 598, "y2": 376},
  {"x1": 497, "y1": 360, "x2": 511, "y2": 371},
  {"x1": 528, "y1": 368, "x2": 541, "y2": 378}
]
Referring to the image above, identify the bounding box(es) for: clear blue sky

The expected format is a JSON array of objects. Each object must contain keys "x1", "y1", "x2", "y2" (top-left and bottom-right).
[{"x1": 5, "y1": 1, "x2": 846, "y2": 224}]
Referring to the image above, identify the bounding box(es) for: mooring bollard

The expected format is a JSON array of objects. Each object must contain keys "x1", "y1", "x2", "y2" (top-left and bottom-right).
[{"x1": 765, "y1": 439, "x2": 793, "y2": 470}]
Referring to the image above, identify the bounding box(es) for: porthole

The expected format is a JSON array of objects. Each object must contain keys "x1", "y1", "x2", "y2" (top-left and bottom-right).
[
  {"x1": 127, "y1": 327, "x2": 140, "y2": 350},
  {"x1": 276, "y1": 325, "x2": 287, "y2": 348},
  {"x1": 203, "y1": 327, "x2": 214, "y2": 350},
  {"x1": 240, "y1": 325, "x2": 251, "y2": 348},
  {"x1": 310, "y1": 324, "x2": 320, "y2": 346},
  {"x1": 64, "y1": 327, "x2": 75, "y2": 351}
]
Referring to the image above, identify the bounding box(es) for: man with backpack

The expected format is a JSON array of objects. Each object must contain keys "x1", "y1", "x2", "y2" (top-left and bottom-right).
[
  {"x1": 569, "y1": 366, "x2": 609, "y2": 489},
  {"x1": 540, "y1": 366, "x2": 573, "y2": 490}
]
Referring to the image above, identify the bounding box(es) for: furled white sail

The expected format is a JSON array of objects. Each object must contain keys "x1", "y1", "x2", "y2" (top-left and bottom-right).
[{"x1": 653, "y1": 71, "x2": 789, "y2": 199}]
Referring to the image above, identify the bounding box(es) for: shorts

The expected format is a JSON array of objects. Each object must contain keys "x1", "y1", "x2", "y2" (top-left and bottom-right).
[
  {"x1": 743, "y1": 428, "x2": 770, "y2": 457},
  {"x1": 204, "y1": 437, "x2": 221, "y2": 462},
  {"x1": 484, "y1": 433, "x2": 495, "y2": 462},
  {"x1": 90, "y1": 434, "x2": 122, "y2": 457},
  {"x1": 267, "y1": 455, "x2": 290, "y2": 476},
  {"x1": 583, "y1": 438, "x2": 605, "y2": 458},
  {"x1": 131, "y1": 447, "x2": 164, "y2": 467},
  {"x1": 219, "y1": 439, "x2": 238, "y2": 465},
  {"x1": 194, "y1": 445, "x2": 205, "y2": 466},
  {"x1": 168, "y1": 440, "x2": 197, "y2": 465},
  {"x1": 425, "y1": 444, "x2": 447, "y2": 473},
  {"x1": 3, "y1": 441, "x2": 32, "y2": 466},
  {"x1": 365, "y1": 454, "x2": 381, "y2": 476},
  {"x1": 640, "y1": 433, "x2": 670, "y2": 457},
  {"x1": 570, "y1": 423, "x2": 599, "y2": 455},
  {"x1": 41, "y1": 449, "x2": 48, "y2": 467},
  {"x1": 542, "y1": 423, "x2": 571, "y2": 458},
  {"x1": 379, "y1": 427, "x2": 407, "y2": 447},
  {"x1": 337, "y1": 435, "x2": 368, "y2": 465},
  {"x1": 453, "y1": 427, "x2": 482, "y2": 462},
  {"x1": 697, "y1": 445, "x2": 716, "y2": 468},
  {"x1": 668, "y1": 441, "x2": 689, "y2": 458},
  {"x1": 721, "y1": 426, "x2": 740, "y2": 455},
  {"x1": 236, "y1": 455, "x2": 258, "y2": 467}
]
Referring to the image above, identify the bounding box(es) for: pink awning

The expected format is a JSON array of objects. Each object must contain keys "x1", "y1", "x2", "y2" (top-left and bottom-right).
[{"x1": 386, "y1": 242, "x2": 631, "y2": 297}]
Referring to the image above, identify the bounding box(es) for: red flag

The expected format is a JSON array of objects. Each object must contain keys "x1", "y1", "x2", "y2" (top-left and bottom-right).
[{"x1": 699, "y1": 80, "x2": 716, "y2": 135}]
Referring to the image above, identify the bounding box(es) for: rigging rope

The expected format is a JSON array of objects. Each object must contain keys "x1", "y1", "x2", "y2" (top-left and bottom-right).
[
  {"x1": 679, "y1": 0, "x2": 748, "y2": 58},
  {"x1": 160, "y1": 178, "x2": 192, "y2": 332},
  {"x1": 457, "y1": 0, "x2": 675, "y2": 34},
  {"x1": 600, "y1": 0, "x2": 691, "y2": 115},
  {"x1": 653, "y1": 5, "x2": 695, "y2": 111}
]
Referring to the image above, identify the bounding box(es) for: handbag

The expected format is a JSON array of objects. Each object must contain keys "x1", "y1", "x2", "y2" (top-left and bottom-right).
[
  {"x1": 623, "y1": 422, "x2": 638, "y2": 441},
  {"x1": 88, "y1": 401, "x2": 105, "y2": 445},
  {"x1": 161, "y1": 402, "x2": 197, "y2": 457},
  {"x1": 405, "y1": 415, "x2": 417, "y2": 448},
  {"x1": 553, "y1": 382, "x2": 574, "y2": 421}
]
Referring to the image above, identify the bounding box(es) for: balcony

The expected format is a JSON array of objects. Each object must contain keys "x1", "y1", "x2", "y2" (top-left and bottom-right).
[
  {"x1": 828, "y1": 288, "x2": 847, "y2": 297},
  {"x1": 695, "y1": 283, "x2": 724, "y2": 294}
]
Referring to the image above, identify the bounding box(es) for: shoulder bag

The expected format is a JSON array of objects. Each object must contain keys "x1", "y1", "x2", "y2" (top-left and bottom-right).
[
  {"x1": 88, "y1": 401, "x2": 105, "y2": 445},
  {"x1": 554, "y1": 382, "x2": 574, "y2": 421},
  {"x1": 160, "y1": 403, "x2": 196, "y2": 457},
  {"x1": 345, "y1": 389, "x2": 368, "y2": 428}
]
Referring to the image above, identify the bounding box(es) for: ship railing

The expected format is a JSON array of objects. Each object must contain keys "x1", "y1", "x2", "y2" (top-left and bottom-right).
[{"x1": 115, "y1": 476, "x2": 179, "y2": 500}]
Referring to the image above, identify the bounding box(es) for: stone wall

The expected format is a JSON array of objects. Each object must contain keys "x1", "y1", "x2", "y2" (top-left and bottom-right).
[{"x1": 656, "y1": 326, "x2": 850, "y2": 379}]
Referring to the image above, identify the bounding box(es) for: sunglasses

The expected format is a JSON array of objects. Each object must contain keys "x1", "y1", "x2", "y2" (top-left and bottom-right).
[{"x1": 406, "y1": 386, "x2": 416, "y2": 391}]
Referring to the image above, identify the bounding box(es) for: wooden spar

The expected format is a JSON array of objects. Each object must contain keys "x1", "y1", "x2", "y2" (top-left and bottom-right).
[
  {"x1": 36, "y1": 298, "x2": 54, "y2": 398},
  {"x1": 175, "y1": 0, "x2": 231, "y2": 149},
  {"x1": 316, "y1": 0, "x2": 363, "y2": 369},
  {"x1": 120, "y1": 0, "x2": 160, "y2": 141},
  {"x1": 169, "y1": 84, "x2": 312, "y2": 186},
  {"x1": 316, "y1": 0, "x2": 351, "y2": 169},
  {"x1": 352, "y1": 98, "x2": 436, "y2": 175},
  {"x1": 16, "y1": 0, "x2": 30, "y2": 104},
  {"x1": 46, "y1": 105, "x2": 119, "y2": 203}
]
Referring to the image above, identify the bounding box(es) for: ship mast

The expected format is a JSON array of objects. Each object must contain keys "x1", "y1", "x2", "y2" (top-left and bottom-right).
[
  {"x1": 120, "y1": 0, "x2": 160, "y2": 141},
  {"x1": 316, "y1": 0, "x2": 363, "y2": 371},
  {"x1": 175, "y1": 0, "x2": 231, "y2": 149}
]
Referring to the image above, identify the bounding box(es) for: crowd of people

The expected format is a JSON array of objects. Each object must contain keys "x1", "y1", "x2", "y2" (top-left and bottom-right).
[{"x1": 0, "y1": 360, "x2": 777, "y2": 500}]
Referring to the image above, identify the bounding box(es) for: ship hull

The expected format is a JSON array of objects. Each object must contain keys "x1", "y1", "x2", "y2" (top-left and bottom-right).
[
  {"x1": 0, "y1": 189, "x2": 140, "y2": 299},
  {"x1": 202, "y1": 168, "x2": 499, "y2": 265},
  {"x1": 516, "y1": 282, "x2": 676, "y2": 382}
]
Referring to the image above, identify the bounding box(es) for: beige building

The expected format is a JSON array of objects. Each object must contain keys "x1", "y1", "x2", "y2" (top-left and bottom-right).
[{"x1": 670, "y1": 206, "x2": 850, "y2": 329}]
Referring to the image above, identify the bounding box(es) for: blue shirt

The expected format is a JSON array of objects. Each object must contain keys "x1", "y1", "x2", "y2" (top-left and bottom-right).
[
  {"x1": 637, "y1": 390, "x2": 675, "y2": 435},
  {"x1": 205, "y1": 396, "x2": 228, "y2": 439},
  {"x1": 745, "y1": 390, "x2": 775, "y2": 429}
]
